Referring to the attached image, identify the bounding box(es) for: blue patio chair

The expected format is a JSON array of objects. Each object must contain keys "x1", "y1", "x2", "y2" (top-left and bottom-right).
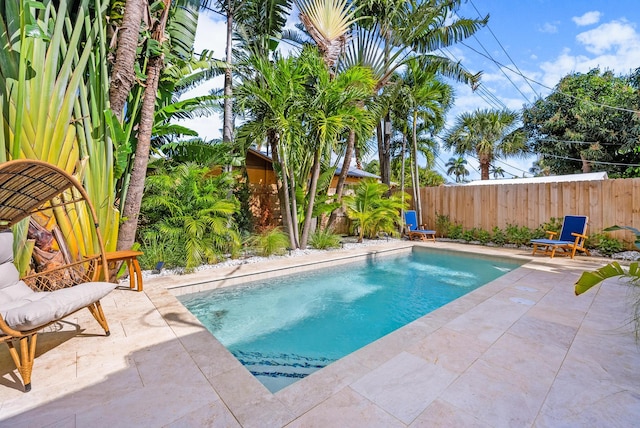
[
  {"x1": 404, "y1": 210, "x2": 436, "y2": 242},
  {"x1": 530, "y1": 215, "x2": 591, "y2": 259}
]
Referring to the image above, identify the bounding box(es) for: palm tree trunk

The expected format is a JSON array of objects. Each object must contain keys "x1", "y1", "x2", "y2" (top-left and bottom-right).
[
  {"x1": 326, "y1": 129, "x2": 356, "y2": 230},
  {"x1": 109, "y1": 0, "x2": 144, "y2": 121},
  {"x1": 222, "y1": 0, "x2": 233, "y2": 147},
  {"x1": 300, "y1": 150, "x2": 321, "y2": 249},
  {"x1": 116, "y1": 54, "x2": 163, "y2": 251},
  {"x1": 412, "y1": 111, "x2": 422, "y2": 225},
  {"x1": 270, "y1": 133, "x2": 297, "y2": 249},
  {"x1": 378, "y1": 117, "x2": 392, "y2": 185},
  {"x1": 479, "y1": 153, "x2": 491, "y2": 180},
  {"x1": 117, "y1": 0, "x2": 170, "y2": 251},
  {"x1": 288, "y1": 165, "x2": 300, "y2": 247}
]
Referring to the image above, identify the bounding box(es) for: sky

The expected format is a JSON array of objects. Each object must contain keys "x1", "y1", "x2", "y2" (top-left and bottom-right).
[{"x1": 181, "y1": 0, "x2": 640, "y2": 182}]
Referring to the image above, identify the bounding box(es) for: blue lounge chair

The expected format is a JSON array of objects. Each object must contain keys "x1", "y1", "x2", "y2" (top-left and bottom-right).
[
  {"x1": 531, "y1": 215, "x2": 590, "y2": 259},
  {"x1": 404, "y1": 210, "x2": 436, "y2": 242}
]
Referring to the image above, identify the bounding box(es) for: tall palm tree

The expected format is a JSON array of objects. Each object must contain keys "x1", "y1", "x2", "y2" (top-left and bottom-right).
[
  {"x1": 295, "y1": 0, "x2": 365, "y2": 232},
  {"x1": 343, "y1": 0, "x2": 487, "y2": 185},
  {"x1": 389, "y1": 58, "x2": 452, "y2": 224},
  {"x1": 445, "y1": 157, "x2": 469, "y2": 183},
  {"x1": 444, "y1": 109, "x2": 528, "y2": 180},
  {"x1": 117, "y1": 0, "x2": 201, "y2": 251}
]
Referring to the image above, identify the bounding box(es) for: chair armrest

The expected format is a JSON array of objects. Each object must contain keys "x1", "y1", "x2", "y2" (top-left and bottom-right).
[
  {"x1": 571, "y1": 232, "x2": 588, "y2": 242},
  {"x1": 546, "y1": 231, "x2": 558, "y2": 239}
]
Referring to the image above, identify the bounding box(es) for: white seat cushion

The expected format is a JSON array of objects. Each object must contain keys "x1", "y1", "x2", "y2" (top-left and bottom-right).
[{"x1": 0, "y1": 281, "x2": 116, "y2": 331}]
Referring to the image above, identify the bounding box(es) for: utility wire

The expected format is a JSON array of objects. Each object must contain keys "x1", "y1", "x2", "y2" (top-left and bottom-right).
[
  {"x1": 541, "y1": 153, "x2": 640, "y2": 167},
  {"x1": 468, "y1": 0, "x2": 541, "y2": 99},
  {"x1": 459, "y1": 41, "x2": 640, "y2": 114},
  {"x1": 440, "y1": 48, "x2": 508, "y2": 110}
]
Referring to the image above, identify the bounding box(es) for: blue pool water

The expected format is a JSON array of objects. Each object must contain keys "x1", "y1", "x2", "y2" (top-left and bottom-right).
[{"x1": 179, "y1": 248, "x2": 522, "y2": 392}]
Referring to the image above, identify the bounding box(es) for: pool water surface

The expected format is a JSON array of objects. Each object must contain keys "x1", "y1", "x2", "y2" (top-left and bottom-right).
[{"x1": 179, "y1": 248, "x2": 522, "y2": 392}]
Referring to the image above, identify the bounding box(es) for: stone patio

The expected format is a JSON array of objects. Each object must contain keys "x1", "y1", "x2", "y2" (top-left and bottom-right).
[{"x1": 0, "y1": 242, "x2": 638, "y2": 427}]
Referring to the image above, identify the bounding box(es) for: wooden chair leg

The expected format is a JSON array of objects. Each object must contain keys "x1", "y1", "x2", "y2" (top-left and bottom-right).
[
  {"x1": 6, "y1": 334, "x2": 37, "y2": 392},
  {"x1": 87, "y1": 301, "x2": 111, "y2": 336}
]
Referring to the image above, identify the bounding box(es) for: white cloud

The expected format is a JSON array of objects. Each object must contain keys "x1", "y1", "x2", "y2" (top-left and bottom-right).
[
  {"x1": 539, "y1": 22, "x2": 559, "y2": 34},
  {"x1": 576, "y1": 19, "x2": 639, "y2": 54},
  {"x1": 538, "y1": 20, "x2": 640, "y2": 90},
  {"x1": 572, "y1": 11, "x2": 602, "y2": 26}
]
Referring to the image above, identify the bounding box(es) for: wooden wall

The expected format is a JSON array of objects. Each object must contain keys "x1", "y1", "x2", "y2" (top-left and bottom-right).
[{"x1": 413, "y1": 178, "x2": 640, "y2": 245}]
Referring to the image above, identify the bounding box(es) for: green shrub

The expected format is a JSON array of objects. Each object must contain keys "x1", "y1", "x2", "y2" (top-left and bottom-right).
[
  {"x1": 492, "y1": 227, "x2": 507, "y2": 245},
  {"x1": 448, "y1": 223, "x2": 464, "y2": 240},
  {"x1": 505, "y1": 224, "x2": 533, "y2": 246},
  {"x1": 435, "y1": 213, "x2": 451, "y2": 238},
  {"x1": 588, "y1": 232, "x2": 624, "y2": 255},
  {"x1": 309, "y1": 229, "x2": 341, "y2": 249},
  {"x1": 461, "y1": 228, "x2": 476, "y2": 242},
  {"x1": 532, "y1": 217, "x2": 562, "y2": 239},
  {"x1": 476, "y1": 228, "x2": 492, "y2": 245},
  {"x1": 248, "y1": 228, "x2": 290, "y2": 256}
]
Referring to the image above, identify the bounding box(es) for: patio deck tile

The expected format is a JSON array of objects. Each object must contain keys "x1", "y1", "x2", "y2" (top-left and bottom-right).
[{"x1": 0, "y1": 241, "x2": 638, "y2": 427}]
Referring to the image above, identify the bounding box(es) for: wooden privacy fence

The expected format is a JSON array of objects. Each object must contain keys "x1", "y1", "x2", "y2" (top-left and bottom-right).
[{"x1": 413, "y1": 178, "x2": 640, "y2": 246}]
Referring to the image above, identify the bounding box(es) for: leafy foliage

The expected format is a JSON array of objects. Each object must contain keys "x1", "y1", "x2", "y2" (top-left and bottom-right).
[
  {"x1": 309, "y1": 229, "x2": 342, "y2": 249},
  {"x1": 247, "y1": 227, "x2": 290, "y2": 256},
  {"x1": 343, "y1": 179, "x2": 407, "y2": 242},
  {"x1": 523, "y1": 68, "x2": 640, "y2": 177},
  {"x1": 139, "y1": 163, "x2": 240, "y2": 271}
]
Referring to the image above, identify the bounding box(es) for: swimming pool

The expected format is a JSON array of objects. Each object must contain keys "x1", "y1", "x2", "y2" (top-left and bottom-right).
[{"x1": 179, "y1": 248, "x2": 522, "y2": 392}]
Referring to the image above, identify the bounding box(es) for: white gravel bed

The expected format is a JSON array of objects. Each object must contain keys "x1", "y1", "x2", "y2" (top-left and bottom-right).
[{"x1": 139, "y1": 236, "x2": 403, "y2": 280}]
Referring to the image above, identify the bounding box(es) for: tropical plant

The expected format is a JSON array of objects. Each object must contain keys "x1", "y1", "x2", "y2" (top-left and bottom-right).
[
  {"x1": 343, "y1": 178, "x2": 407, "y2": 243},
  {"x1": 235, "y1": 47, "x2": 375, "y2": 249},
  {"x1": 344, "y1": 0, "x2": 487, "y2": 185},
  {"x1": 0, "y1": 0, "x2": 119, "y2": 264},
  {"x1": 309, "y1": 229, "x2": 342, "y2": 249},
  {"x1": 575, "y1": 226, "x2": 640, "y2": 338},
  {"x1": 139, "y1": 163, "x2": 240, "y2": 271},
  {"x1": 444, "y1": 108, "x2": 528, "y2": 180},
  {"x1": 247, "y1": 227, "x2": 290, "y2": 256},
  {"x1": 490, "y1": 165, "x2": 506, "y2": 179},
  {"x1": 523, "y1": 68, "x2": 640, "y2": 177},
  {"x1": 587, "y1": 233, "x2": 624, "y2": 256},
  {"x1": 445, "y1": 157, "x2": 469, "y2": 183},
  {"x1": 116, "y1": 0, "x2": 202, "y2": 252},
  {"x1": 388, "y1": 58, "x2": 453, "y2": 225}
]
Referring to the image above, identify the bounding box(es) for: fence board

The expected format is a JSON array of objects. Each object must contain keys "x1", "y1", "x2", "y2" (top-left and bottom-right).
[{"x1": 417, "y1": 178, "x2": 640, "y2": 247}]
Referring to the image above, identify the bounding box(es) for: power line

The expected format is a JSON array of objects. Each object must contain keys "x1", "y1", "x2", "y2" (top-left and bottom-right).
[
  {"x1": 467, "y1": 0, "x2": 541, "y2": 99},
  {"x1": 459, "y1": 41, "x2": 640, "y2": 114},
  {"x1": 542, "y1": 153, "x2": 640, "y2": 167},
  {"x1": 439, "y1": 47, "x2": 508, "y2": 110}
]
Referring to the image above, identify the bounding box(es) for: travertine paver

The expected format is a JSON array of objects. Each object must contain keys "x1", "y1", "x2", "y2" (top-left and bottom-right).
[{"x1": 0, "y1": 242, "x2": 638, "y2": 427}]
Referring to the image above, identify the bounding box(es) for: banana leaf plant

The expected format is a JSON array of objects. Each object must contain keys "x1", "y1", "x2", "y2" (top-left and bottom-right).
[
  {"x1": 0, "y1": 0, "x2": 119, "y2": 272},
  {"x1": 575, "y1": 225, "x2": 640, "y2": 295},
  {"x1": 575, "y1": 225, "x2": 640, "y2": 337}
]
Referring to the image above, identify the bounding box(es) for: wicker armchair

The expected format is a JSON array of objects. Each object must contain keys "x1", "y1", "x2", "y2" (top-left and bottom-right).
[{"x1": 0, "y1": 160, "x2": 116, "y2": 392}]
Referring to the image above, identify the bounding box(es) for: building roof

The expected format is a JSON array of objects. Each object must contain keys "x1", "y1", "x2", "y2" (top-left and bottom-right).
[
  {"x1": 462, "y1": 171, "x2": 608, "y2": 186},
  {"x1": 247, "y1": 148, "x2": 379, "y2": 179}
]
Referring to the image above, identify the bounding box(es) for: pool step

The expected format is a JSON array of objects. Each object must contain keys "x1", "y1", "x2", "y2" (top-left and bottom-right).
[{"x1": 234, "y1": 350, "x2": 334, "y2": 380}]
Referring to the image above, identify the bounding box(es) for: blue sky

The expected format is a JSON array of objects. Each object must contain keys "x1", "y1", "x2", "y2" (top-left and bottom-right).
[{"x1": 183, "y1": 1, "x2": 640, "y2": 181}]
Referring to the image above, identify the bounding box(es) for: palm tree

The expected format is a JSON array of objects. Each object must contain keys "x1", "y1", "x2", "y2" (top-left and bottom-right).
[
  {"x1": 117, "y1": 0, "x2": 201, "y2": 252},
  {"x1": 343, "y1": 0, "x2": 487, "y2": 185},
  {"x1": 445, "y1": 157, "x2": 469, "y2": 183},
  {"x1": 490, "y1": 165, "x2": 506, "y2": 179},
  {"x1": 443, "y1": 109, "x2": 528, "y2": 180},
  {"x1": 389, "y1": 58, "x2": 453, "y2": 224},
  {"x1": 295, "y1": 0, "x2": 364, "y2": 232}
]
